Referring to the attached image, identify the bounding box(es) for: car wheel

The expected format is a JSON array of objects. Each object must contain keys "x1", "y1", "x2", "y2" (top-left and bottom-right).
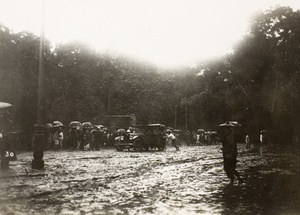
[
  {"x1": 158, "y1": 138, "x2": 166, "y2": 150},
  {"x1": 134, "y1": 139, "x2": 143, "y2": 152}
]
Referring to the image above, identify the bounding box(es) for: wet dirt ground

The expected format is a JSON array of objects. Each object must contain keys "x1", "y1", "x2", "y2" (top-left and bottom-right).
[{"x1": 0, "y1": 144, "x2": 300, "y2": 215}]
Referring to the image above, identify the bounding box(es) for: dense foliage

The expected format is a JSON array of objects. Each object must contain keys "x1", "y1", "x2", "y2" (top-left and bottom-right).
[{"x1": 1, "y1": 6, "x2": 300, "y2": 146}]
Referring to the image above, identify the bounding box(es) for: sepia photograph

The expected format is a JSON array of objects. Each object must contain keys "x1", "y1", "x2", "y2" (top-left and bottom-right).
[{"x1": 1, "y1": 0, "x2": 300, "y2": 214}]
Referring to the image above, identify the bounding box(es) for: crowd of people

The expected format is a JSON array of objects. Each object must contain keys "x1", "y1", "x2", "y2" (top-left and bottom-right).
[
  {"x1": 42, "y1": 121, "x2": 228, "y2": 152},
  {"x1": 43, "y1": 121, "x2": 117, "y2": 151}
]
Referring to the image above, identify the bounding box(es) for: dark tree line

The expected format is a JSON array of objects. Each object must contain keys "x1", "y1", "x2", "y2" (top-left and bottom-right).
[
  {"x1": 1, "y1": 6, "x2": 300, "y2": 148},
  {"x1": 186, "y1": 6, "x2": 300, "y2": 144}
]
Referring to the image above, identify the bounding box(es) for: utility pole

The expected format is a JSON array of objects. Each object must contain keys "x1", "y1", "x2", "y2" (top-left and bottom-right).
[
  {"x1": 32, "y1": 0, "x2": 45, "y2": 169},
  {"x1": 174, "y1": 105, "x2": 177, "y2": 129},
  {"x1": 184, "y1": 83, "x2": 191, "y2": 131},
  {"x1": 185, "y1": 93, "x2": 188, "y2": 131}
]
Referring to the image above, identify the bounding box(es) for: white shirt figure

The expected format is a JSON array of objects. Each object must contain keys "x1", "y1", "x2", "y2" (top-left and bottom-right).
[
  {"x1": 245, "y1": 134, "x2": 250, "y2": 150},
  {"x1": 167, "y1": 132, "x2": 180, "y2": 151},
  {"x1": 168, "y1": 132, "x2": 176, "y2": 140},
  {"x1": 245, "y1": 135, "x2": 250, "y2": 144},
  {"x1": 196, "y1": 134, "x2": 200, "y2": 144},
  {"x1": 59, "y1": 131, "x2": 64, "y2": 149}
]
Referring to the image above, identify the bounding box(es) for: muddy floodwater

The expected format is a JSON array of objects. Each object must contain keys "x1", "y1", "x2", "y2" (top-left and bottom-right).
[{"x1": 1, "y1": 145, "x2": 300, "y2": 215}]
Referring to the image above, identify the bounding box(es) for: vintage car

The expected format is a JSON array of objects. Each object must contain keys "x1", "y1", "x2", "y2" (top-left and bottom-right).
[{"x1": 114, "y1": 124, "x2": 166, "y2": 152}]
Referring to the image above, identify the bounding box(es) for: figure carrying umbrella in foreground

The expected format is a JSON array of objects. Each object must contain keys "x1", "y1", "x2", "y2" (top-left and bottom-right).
[{"x1": 219, "y1": 121, "x2": 243, "y2": 184}]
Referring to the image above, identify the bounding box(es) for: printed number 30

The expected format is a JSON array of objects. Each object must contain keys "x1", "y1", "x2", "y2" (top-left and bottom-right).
[{"x1": 5, "y1": 151, "x2": 14, "y2": 157}]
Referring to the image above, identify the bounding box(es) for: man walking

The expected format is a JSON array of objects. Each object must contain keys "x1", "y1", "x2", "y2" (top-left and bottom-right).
[
  {"x1": 167, "y1": 130, "x2": 180, "y2": 151},
  {"x1": 219, "y1": 122, "x2": 243, "y2": 184},
  {"x1": 245, "y1": 134, "x2": 250, "y2": 150}
]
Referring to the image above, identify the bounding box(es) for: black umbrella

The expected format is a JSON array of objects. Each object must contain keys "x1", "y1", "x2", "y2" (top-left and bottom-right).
[
  {"x1": 53, "y1": 121, "x2": 64, "y2": 127},
  {"x1": 197, "y1": 129, "x2": 205, "y2": 133},
  {"x1": 117, "y1": 128, "x2": 126, "y2": 133},
  {"x1": 69, "y1": 121, "x2": 81, "y2": 128},
  {"x1": 82, "y1": 122, "x2": 93, "y2": 128},
  {"x1": 94, "y1": 125, "x2": 105, "y2": 130},
  {"x1": 45, "y1": 123, "x2": 53, "y2": 128},
  {"x1": 219, "y1": 121, "x2": 241, "y2": 128},
  {"x1": 227, "y1": 121, "x2": 241, "y2": 127}
]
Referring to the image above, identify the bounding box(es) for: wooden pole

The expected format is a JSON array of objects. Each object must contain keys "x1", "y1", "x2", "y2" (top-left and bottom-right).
[{"x1": 32, "y1": 0, "x2": 45, "y2": 169}]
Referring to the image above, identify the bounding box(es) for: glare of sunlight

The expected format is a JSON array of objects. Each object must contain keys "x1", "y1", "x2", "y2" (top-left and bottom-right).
[{"x1": 1, "y1": 0, "x2": 300, "y2": 67}]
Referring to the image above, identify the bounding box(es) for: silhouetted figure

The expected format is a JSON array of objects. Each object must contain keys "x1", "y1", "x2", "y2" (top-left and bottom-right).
[
  {"x1": 219, "y1": 123, "x2": 242, "y2": 184},
  {"x1": 91, "y1": 128, "x2": 101, "y2": 150},
  {"x1": 79, "y1": 128, "x2": 86, "y2": 150},
  {"x1": 67, "y1": 127, "x2": 79, "y2": 150}
]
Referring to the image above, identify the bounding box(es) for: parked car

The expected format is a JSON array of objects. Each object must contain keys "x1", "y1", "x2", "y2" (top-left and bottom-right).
[{"x1": 114, "y1": 124, "x2": 166, "y2": 151}]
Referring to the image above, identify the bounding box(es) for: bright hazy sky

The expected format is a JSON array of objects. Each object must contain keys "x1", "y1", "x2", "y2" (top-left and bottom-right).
[{"x1": 1, "y1": 0, "x2": 300, "y2": 67}]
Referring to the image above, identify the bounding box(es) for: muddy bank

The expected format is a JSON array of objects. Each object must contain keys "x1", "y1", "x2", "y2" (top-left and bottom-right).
[{"x1": 0, "y1": 145, "x2": 299, "y2": 214}]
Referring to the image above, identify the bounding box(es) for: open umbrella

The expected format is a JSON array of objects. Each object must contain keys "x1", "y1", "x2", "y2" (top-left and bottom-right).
[
  {"x1": 0, "y1": 102, "x2": 12, "y2": 109},
  {"x1": 173, "y1": 129, "x2": 181, "y2": 132},
  {"x1": 94, "y1": 125, "x2": 105, "y2": 130},
  {"x1": 219, "y1": 121, "x2": 241, "y2": 128},
  {"x1": 117, "y1": 128, "x2": 126, "y2": 133},
  {"x1": 82, "y1": 122, "x2": 93, "y2": 128},
  {"x1": 197, "y1": 129, "x2": 205, "y2": 133},
  {"x1": 227, "y1": 121, "x2": 241, "y2": 127},
  {"x1": 69, "y1": 121, "x2": 81, "y2": 128},
  {"x1": 53, "y1": 121, "x2": 64, "y2": 127},
  {"x1": 45, "y1": 123, "x2": 53, "y2": 128},
  {"x1": 91, "y1": 128, "x2": 100, "y2": 134},
  {"x1": 219, "y1": 123, "x2": 234, "y2": 128}
]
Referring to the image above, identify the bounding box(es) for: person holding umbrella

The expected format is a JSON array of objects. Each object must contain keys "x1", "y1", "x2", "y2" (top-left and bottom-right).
[
  {"x1": 67, "y1": 121, "x2": 81, "y2": 150},
  {"x1": 90, "y1": 126, "x2": 102, "y2": 151},
  {"x1": 219, "y1": 121, "x2": 243, "y2": 184},
  {"x1": 82, "y1": 122, "x2": 93, "y2": 150},
  {"x1": 52, "y1": 121, "x2": 64, "y2": 150}
]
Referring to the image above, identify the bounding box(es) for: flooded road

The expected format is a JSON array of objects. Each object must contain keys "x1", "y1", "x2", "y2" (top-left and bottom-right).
[{"x1": 0, "y1": 145, "x2": 299, "y2": 215}]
